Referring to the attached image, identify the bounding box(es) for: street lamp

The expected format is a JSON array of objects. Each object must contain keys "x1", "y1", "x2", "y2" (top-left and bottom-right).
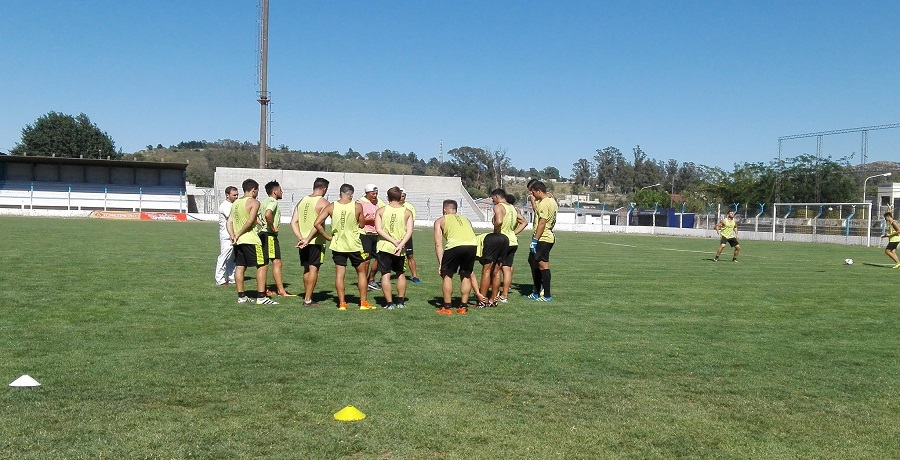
[
  {"x1": 640, "y1": 183, "x2": 661, "y2": 191},
  {"x1": 863, "y1": 172, "x2": 891, "y2": 204}
]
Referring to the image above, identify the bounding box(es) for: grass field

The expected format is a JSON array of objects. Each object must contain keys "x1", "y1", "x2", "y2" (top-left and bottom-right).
[{"x1": 1, "y1": 216, "x2": 898, "y2": 459}]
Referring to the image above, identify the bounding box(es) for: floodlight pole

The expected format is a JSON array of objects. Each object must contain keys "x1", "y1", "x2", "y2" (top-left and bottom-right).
[{"x1": 258, "y1": 0, "x2": 270, "y2": 169}]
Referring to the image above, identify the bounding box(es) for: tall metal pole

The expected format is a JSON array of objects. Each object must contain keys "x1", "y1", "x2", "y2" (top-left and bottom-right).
[{"x1": 258, "y1": 0, "x2": 270, "y2": 169}]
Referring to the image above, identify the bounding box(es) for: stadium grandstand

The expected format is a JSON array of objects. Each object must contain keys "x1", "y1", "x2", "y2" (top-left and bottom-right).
[
  {"x1": 0, "y1": 155, "x2": 187, "y2": 215},
  {"x1": 213, "y1": 167, "x2": 486, "y2": 224}
]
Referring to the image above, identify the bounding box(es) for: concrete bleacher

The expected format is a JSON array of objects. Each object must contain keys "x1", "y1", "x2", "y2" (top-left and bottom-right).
[{"x1": 214, "y1": 168, "x2": 485, "y2": 223}]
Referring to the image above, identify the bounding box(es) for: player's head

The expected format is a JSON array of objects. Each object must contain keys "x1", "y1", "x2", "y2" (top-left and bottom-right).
[
  {"x1": 490, "y1": 188, "x2": 507, "y2": 203},
  {"x1": 885, "y1": 211, "x2": 894, "y2": 219},
  {"x1": 530, "y1": 181, "x2": 547, "y2": 198},
  {"x1": 313, "y1": 177, "x2": 329, "y2": 193},
  {"x1": 727, "y1": 210, "x2": 735, "y2": 218},
  {"x1": 264, "y1": 180, "x2": 281, "y2": 198},
  {"x1": 386, "y1": 186, "x2": 402, "y2": 203},
  {"x1": 364, "y1": 184, "x2": 378, "y2": 202},
  {"x1": 526, "y1": 179, "x2": 538, "y2": 190},
  {"x1": 399, "y1": 188, "x2": 407, "y2": 202},
  {"x1": 442, "y1": 199, "x2": 458, "y2": 214},
  {"x1": 242, "y1": 179, "x2": 259, "y2": 194},
  {"x1": 339, "y1": 183, "x2": 354, "y2": 198},
  {"x1": 506, "y1": 193, "x2": 516, "y2": 205},
  {"x1": 224, "y1": 186, "x2": 238, "y2": 202}
]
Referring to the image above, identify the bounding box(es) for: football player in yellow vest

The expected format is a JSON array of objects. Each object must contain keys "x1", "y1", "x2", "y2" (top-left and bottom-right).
[
  {"x1": 309, "y1": 183, "x2": 376, "y2": 310},
  {"x1": 433, "y1": 199, "x2": 478, "y2": 315},
  {"x1": 881, "y1": 211, "x2": 900, "y2": 268},
  {"x1": 714, "y1": 209, "x2": 740, "y2": 262},
  {"x1": 374, "y1": 186, "x2": 414, "y2": 309},
  {"x1": 399, "y1": 188, "x2": 422, "y2": 283},
  {"x1": 227, "y1": 179, "x2": 278, "y2": 305},
  {"x1": 259, "y1": 180, "x2": 296, "y2": 298},
  {"x1": 291, "y1": 177, "x2": 330, "y2": 306},
  {"x1": 525, "y1": 180, "x2": 558, "y2": 302},
  {"x1": 491, "y1": 189, "x2": 527, "y2": 304}
]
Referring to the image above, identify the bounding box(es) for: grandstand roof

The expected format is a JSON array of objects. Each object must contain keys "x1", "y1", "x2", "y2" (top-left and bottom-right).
[{"x1": 0, "y1": 155, "x2": 188, "y2": 170}]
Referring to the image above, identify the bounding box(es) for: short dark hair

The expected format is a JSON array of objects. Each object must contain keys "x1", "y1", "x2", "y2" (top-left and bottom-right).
[
  {"x1": 386, "y1": 186, "x2": 402, "y2": 202},
  {"x1": 526, "y1": 179, "x2": 538, "y2": 190},
  {"x1": 490, "y1": 188, "x2": 507, "y2": 198},
  {"x1": 339, "y1": 183, "x2": 354, "y2": 195},
  {"x1": 264, "y1": 180, "x2": 280, "y2": 195},
  {"x1": 313, "y1": 177, "x2": 329, "y2": 191},
  {"x1": 242, "y1": 179, "x2": 259, "y2": 192},
  {"x1": 886, "y1": 211, "x2": 894, "y2": 218},
  {"x1": 224, "y1": 186, "x2": 238, "y2": 195},
  {"x1": 506, "y1": 194, "x2": 516, "y2": 205},
  {"x1": 443, "y1": 199, "x2": 458, "y2": 211},
  {"x1": 530, "y1": 181, "x2": 547, "y2": 193}
]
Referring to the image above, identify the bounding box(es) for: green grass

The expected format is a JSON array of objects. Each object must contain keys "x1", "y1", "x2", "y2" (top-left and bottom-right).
[{"x1": 1, "y1": 216, "x2": 898, "y2": 459}]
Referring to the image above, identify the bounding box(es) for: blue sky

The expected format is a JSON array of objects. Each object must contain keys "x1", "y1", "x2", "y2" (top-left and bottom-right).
[{"x1": 2, "y1": 1, "x2": 898, "y2": 175}]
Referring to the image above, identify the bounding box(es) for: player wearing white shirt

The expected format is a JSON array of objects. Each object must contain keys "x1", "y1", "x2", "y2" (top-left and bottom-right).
[{"x1": 214, "y1": 186, "x2": 239, "y2": 285}]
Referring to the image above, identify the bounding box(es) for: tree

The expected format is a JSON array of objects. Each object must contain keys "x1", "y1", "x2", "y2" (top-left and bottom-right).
[
  {"x1": 571, "y1": 158, "x2": 593, "y2": 189},
  {"x1": 12, "y1": 112, "x2": 118, "y2": 159}
]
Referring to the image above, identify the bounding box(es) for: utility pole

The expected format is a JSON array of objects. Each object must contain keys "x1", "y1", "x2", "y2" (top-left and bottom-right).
[{"x1": 257, "y1": 0, "x2": 270, "y2": 169}]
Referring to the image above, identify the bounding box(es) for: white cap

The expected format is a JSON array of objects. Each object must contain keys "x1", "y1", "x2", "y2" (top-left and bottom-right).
[
  {"x1": 399, "y1": 188, "x2": 406, "y2": 194},
  {"x1": 364, "y1": 184, "x2": 378, "y2": 193}
]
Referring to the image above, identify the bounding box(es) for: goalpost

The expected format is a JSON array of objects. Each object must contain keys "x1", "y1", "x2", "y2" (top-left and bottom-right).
[{"x1": 771, "y1": 202, "x2": 879, "y2": 247}]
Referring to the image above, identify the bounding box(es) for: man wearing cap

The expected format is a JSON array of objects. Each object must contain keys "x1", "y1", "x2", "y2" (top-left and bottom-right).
[
  {"x1": 359, "y1": 184, "x2": 385, "y2": 290},
  {"x1": 399, "y1": 188, "x2": 421, "y2": 283}
]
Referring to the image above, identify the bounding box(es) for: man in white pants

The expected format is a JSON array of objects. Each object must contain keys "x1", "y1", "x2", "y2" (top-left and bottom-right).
[{"x1": 215, "y1": 186, "x2": 239, "y2": 285}]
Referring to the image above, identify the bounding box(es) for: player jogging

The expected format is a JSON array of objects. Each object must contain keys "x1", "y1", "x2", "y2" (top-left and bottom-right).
[
  {"x1": 880, "y1": 211, "x2": 900, "y2": 268},
  {"x1": 714, "y1": 210, "x2": 740, "y2": 262}
]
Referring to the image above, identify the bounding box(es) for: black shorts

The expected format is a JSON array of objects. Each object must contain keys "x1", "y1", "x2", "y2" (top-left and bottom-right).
[
  {"x1": 404, "y1": 236, "x2": 414, "y2": 256},
  {"x1": 440, "y1": 245, "x2": 477, "y2": 277},
  {"x1": 377, "y1": 251, "x2": 406, "y2": 275},
  {"x1": 299, "y1": 244, "x2": 325, "y2": 267},
  {"x1": 332, "y1": 250, "x2": 364, "y2": 267},
  {"x1": 259, "y1": 232, "x2": 281, "y2": 262},
  {"x1": 529, "y1": 241, "x2": 553, "y2": 263},
  {"x1": 887, "y1": 241, "x2": 899, "y2": 251},
  {"x1": 501, "y1": 244, "x2": 518, "y2": 267},
  {"x1": 234, "y1": 244, "x2": 265, "y2": 268},
  {"x1": 361, "y1": 234, "x2": 378, "y2": 260},
  {"x1": 720, "y1": 236, "x2": 739, "y2": 247},
  {"x1": 480, "y1": 233, "x2": 509, "y2": 264}
]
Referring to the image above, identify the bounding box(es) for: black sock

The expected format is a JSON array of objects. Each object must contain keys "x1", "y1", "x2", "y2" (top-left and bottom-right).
[
  {"x1": 531, "y1": 264, "x2": 542, "y2": 294},
  {"x1": 238, "y1": 291, "x2": 245, "y2": 298},
  {"x1": 258, "y1": 291, "x2": 266, "y2": 299},
  {"x1": 540, "y1": 269, "x2": 551, "y2": 297}
]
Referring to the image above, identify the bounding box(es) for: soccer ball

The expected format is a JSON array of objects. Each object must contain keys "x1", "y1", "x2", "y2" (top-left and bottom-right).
[{"x1": 844, "y1": 258, "x2": 854, "y2": 265}]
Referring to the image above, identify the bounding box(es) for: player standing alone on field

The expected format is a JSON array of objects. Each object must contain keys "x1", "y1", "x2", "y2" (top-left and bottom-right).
[
  {"x1": 434, "y1": 199, "x2": 478, "y2": 315},
  {"x1": 880, "y1": 211, "x2": 900, "y2": 269},
  {"x1": 714, "y1": 210, "x2": 740, "y2": 262}
]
